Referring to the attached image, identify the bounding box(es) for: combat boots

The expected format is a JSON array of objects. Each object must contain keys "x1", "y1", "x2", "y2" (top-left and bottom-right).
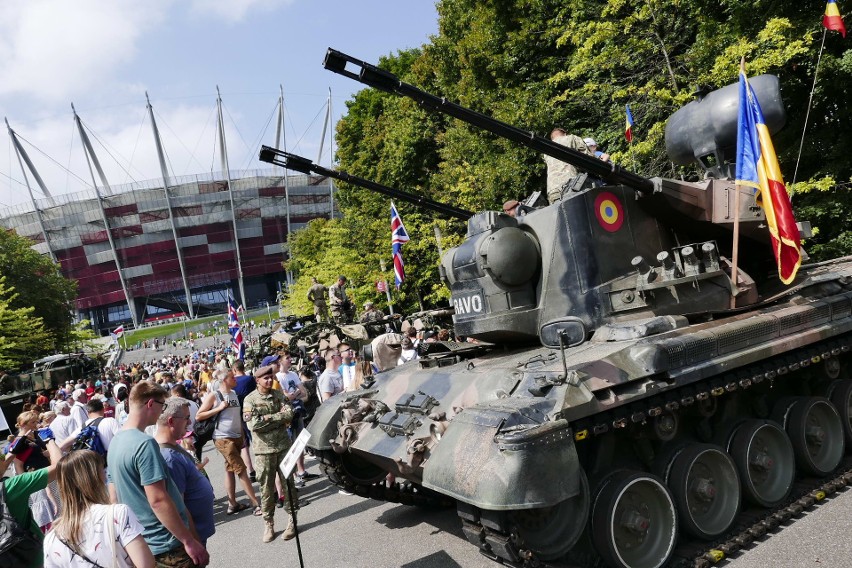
[
  {"x1": 263, "y1": 520, "x2": 275, "y2": 543},
  {"x1": 281, "y1": 514, "x2": 296, "y2": 541}
]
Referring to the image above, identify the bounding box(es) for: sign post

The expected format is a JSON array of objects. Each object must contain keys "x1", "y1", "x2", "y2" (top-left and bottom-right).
[{"x1": 279, "y1": 428, "x2": 311, "y2": 568}]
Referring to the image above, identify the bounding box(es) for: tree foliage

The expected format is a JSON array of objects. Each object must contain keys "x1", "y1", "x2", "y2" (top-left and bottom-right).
[
  {"x1": 285, "y1": 0, "x2": 852, "y2": 315},
  {"x1": 0, "y1": 277, "x2": 54, "y2": 370},
  {"x1": 0, "y1": 229, "x2": 77, "y2": 354}
]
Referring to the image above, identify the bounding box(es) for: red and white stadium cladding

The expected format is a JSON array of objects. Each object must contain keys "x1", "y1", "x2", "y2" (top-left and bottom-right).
[{"x1": 0, "y1": 171, "x2": 335, "y2": 316}]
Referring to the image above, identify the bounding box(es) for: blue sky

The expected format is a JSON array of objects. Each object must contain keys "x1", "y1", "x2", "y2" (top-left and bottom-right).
[{"x1": 0, "y1": 0, "x2": 438, "y2": 208}]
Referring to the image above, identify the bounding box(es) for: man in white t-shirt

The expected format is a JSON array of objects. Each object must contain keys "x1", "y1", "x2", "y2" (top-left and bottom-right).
[
  {"x1": 70, "y1": 388, "x2": 90, "y2": 430},
  {"x1": 50, "y1": 401, "x2": 78, "y2": 447},
  {"x1": 59, "y1": 398, "x2": 120, "y2": 452}
]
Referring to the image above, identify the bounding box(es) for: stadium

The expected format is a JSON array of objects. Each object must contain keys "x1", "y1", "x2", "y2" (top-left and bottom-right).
[{"x1": 0, "y1": 96, "x2": 337, "y2": 335}]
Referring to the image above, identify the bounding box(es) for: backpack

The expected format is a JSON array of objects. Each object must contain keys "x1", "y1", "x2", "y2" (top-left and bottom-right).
[
  {"x1": 0, "y1": 480, "x2": 41, "y2": 568},
  {"x1": 70, "y1": 417, "x2": 107, "y2": 457},
  {"x1": 193, "y1": 392, "x2": 224, "y2": 449}
]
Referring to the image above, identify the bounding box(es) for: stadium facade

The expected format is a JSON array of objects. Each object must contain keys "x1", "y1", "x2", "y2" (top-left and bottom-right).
[{"x1": 0, "y1": 170, "x2": 335, "y2": 334}]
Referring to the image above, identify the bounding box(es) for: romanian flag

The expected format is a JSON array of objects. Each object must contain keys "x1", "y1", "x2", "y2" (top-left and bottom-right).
[
  {"x1": 625, "y1": 104, "x2": 634, "y2": 142},
  {"x1": 735, "y1": 67, "x2": 801, "y2": 285},
  {"x1": 824, "y1": 0, "x2": 847, "y2": 37}
]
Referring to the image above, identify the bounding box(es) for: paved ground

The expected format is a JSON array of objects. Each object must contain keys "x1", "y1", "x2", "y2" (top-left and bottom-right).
[
  {"x1": 202, "y1": 447, "x2": 492, "y2": 568},
  {"x1": 200, "y1": 442, "x2": 852, "y2": 568}
]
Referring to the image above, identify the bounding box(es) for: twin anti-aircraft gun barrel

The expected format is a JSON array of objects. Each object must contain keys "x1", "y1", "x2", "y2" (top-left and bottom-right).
[
  {"x1": 258, "y1": 146, "x2": 472, "y2": 220},
  {"x1": 321, "y1": 48, "x2": 656, "y2": 196}
]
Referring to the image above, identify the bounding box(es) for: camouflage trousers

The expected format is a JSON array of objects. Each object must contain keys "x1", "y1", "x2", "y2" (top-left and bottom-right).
[
  {"x1": 155, "y1": 546, "x2": 195, "y2": 568},
  {"x1": 255, "y1": 451, "x2": 298, "y2": 521},
  {"x1": 313, "y1": 302, "x2": 329, "y2": 322}
]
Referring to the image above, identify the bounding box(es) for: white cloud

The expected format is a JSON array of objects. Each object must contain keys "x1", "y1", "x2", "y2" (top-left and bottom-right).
[
  {"x1": 0, "y1": 1, "x2": 171, "y2": 102},
  {"x1": 189, "y1": 0, "x2": 294, "y2": 23}
]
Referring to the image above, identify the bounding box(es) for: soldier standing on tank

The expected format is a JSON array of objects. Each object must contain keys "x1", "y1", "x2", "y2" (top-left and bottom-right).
[
  {"x1": 545, "y1": 127, "x2": 594, "y2": 204},
  {"x1": 306, "y1": 277, "x2": 329, "y2": 322},
  {"x1": 328, "y1": 275, "x2": 351, "y2": 324}
]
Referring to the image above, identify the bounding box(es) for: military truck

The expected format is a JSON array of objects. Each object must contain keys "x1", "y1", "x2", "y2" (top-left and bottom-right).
[{"x1": 1, "y1": 353, "x2": 101, "y2": 423}]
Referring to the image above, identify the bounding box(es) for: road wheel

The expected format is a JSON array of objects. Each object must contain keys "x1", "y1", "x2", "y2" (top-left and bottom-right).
[
  {"x1": 591, "y1": 471, "x2": 677, "y2": 568},
  {"x1": 729, "y1": 420, "x2": 794, "y2": 507},
  {"x1": 511, "y1": 469, "x2": 589, "y2": 560},
  {"x1": 784, "y1": 397, "x2": 845, "y2": 475},
  {"x1": 827, "y1": 380, "x2": 852, "y2": 449},
  {"x1": 666, "y1": 444, "x2": 739, "y2": 539}
]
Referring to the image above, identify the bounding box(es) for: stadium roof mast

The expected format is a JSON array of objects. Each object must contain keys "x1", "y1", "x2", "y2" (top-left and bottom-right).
[
  {"x1": 274, "y1": 85, "x2": 293, "y2": 289},
  {"x1": 316, "y1": 88, "x2": 336, "y2": 219},
  {"x1": 72, "y1": 104, "x2": 138, "y2": 329},
  {"x1": 4, "y1": 118, "x2": 57, "y2": 263},
  {"x1": 146, "y1": 92, "x2": 196, "y2": 320},
  {"x1": 217, "y1": 86, "x2": 247, "y2": 312}
]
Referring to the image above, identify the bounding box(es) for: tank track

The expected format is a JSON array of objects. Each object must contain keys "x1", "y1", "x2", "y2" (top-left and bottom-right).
[
  {"x1": 460, "y1": 333, "x2": 852, "y2": 567},
  {"x1": 315, "y1": 451, "x2": 454, "y2": 508},
  {"x1": 316, "y1": 333, "x2": 852, "y2": 567}
]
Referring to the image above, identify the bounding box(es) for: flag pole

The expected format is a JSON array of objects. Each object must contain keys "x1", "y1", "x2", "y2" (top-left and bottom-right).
[
  {"x1": 731, "y1": 57, "x2": 747, "y2": 309},
  {"x1": 791, "y1": 27, "x2": 828, "y2": 188},
  {"x1": 731, "y1": 184, "x2": 742, "y2": 308}
]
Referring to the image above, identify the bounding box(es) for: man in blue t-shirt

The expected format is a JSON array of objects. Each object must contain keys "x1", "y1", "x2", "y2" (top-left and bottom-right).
[
  {"x1": 155, "y1": 398, "x2": 215, "y2": 547},
  {"x1": 108, "y1": 382, "x2": 209, "y2": 567}
]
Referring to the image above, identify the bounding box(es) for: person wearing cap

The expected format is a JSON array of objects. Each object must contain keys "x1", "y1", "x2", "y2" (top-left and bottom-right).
[
  {"x1": 243, "y1": 364, "x2": 297, "y2": 543},
  {"x1": 544, "y1": 127, "x2": 594, "y2": 204},
  {"x1": 359, "y1": 301, "x2": 384, "y2": 323},
  {"x1": 306, "y1": 277, "x2": 330, "y2": 323},
  {"x1": 69, "y1": 388, "x2": 89, "y2": 430},
  {"x1": 583, "y1": 137, "x2": 610, "y2": 162},
  {"x1": 328, "y1": 275, "x2": 352, "y2": 324}
]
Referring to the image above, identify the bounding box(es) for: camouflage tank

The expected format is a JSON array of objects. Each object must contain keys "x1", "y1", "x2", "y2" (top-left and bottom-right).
[{"x1": 270, "y1": 50, "x2": 852, "y2": 568}]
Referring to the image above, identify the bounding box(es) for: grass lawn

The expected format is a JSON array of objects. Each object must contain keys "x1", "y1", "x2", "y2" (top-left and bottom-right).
[{"x1": 122, "y1": 309, "x2": 281, "y2": 345}]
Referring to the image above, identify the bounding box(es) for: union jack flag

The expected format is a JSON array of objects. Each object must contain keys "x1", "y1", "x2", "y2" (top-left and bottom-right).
[
  {"x1": 391, "y1": 202, "x2": 410, "y2": 289},
  {"x1": 228, "y1": 292, "x2": 245, "y2": 359}
]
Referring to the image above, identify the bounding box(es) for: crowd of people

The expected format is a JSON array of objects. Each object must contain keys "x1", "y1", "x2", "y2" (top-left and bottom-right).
[
  {"x1": 0, "y1": 335, "x2": 395, "y2": 567},
  {"x1": 1, "y1": 282, "x2": 465, "y2": 567}
]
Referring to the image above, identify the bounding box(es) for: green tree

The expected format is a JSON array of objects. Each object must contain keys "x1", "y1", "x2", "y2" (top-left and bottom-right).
[
  {"x1": 0, "y1": 229, "x2": 77, "y2": 351},
  {"x1": 0, "y1": 277, "x2": 54, "y2": 370}
]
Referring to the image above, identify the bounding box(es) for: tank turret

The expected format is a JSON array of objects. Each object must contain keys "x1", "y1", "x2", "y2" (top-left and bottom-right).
[{"x1": 322, "y1": 49, "x2": 779, "y2": 344}]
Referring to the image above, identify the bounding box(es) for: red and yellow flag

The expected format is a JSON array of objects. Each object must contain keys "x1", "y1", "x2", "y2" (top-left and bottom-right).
[
  {"x1": 824, "y1": 0, "x2": 846, "y2": 37},
  {"x1": 735, "y1": 68, "x2": 802, "y2": 285}
]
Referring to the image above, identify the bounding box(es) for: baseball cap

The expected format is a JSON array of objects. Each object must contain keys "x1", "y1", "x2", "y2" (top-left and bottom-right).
[
  {"x1": 260, "y1": 354, "x2": 280, "y2": 366},
  {"x1": 583, "y1": 137, "x2": 597, "y2": 146}
]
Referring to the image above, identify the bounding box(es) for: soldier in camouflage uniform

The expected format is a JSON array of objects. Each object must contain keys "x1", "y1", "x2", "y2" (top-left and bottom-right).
[
  {"x1": 243, "y1": 364, "x2": 298, "y2": 543},
  {"x1": 359, "y1": 301, "x2": 384, "y2": 323},
  {"x1": 544, "y1": 127, "x2": 594, "y2": 204},
  {"x1": 306, "y1": 277, "x2": 329, "y2": 322},
  {"x1": 328, "y1": 275, "x2": 353, "y2": 324}
]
